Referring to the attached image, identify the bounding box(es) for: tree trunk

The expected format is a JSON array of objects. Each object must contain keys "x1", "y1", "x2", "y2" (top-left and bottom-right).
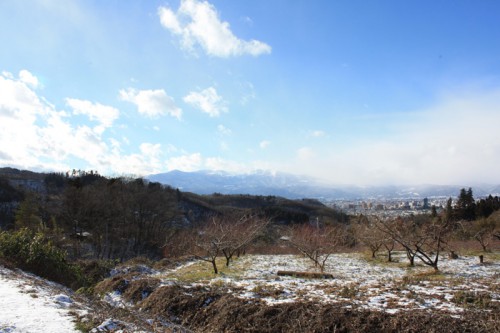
[
  {"x1": 222, "y1": 249, "x2": 232, "y2": 267},
  {"x1": 480, "y1": 242, "x2": 488, "y2": 253},
  {"x1": 406, "y1": 251, "x2": 415, "y2": 266},
  {"x1": 211, "y1": 259, "x2": 219, "y2": 274}
]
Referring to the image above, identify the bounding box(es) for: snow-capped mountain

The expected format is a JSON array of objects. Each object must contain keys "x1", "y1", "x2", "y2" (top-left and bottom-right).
[{"x1": 147, "y1": 170, "x2": 500, "y2": 200}]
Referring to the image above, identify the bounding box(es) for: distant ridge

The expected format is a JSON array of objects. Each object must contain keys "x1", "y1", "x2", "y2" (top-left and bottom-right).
[{"x1": 147, "y1": 170, "x2": 500, "y2": 200}]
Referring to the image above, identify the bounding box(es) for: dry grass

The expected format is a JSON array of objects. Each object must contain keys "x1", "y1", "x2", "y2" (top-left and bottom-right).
[
  {"x1": 138, "y1": 284, "x2": 500, "y2": 333},
  {"x1": 158, "y1": 257, "x2": 249, "y2": 283}
]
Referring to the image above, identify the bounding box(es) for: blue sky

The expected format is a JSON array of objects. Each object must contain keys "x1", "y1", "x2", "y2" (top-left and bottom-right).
[{"x1": 1, "y1": 0, "x2": 500, "y2": 185}]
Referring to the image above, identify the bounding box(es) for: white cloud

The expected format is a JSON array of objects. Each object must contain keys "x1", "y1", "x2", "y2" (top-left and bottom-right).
[
  {"x1": 0, "y1": 70, "x2": 171, "y2": 176},
  {"x1": 1, "y1": 71, "x2": 53, "y2": 167},
  {"x1": 119, "y1": 88, "x2": 182, "y2": 119},
  {"x1": 205, "y1": 157, "x2": 247, "y2": 173},
  {"x1": 184, "y1": 87, "x2": 227, "y2": 117},
  {"x1": 158, "y1": 6, "x2": 183, "y2": 34},
  {"x1": 19, "y1": 70, "x2": 40, "y2": 88},
  {"x1": 158, "y1": 0, "x2": 271, "y2": 57},
  {"x1": 66, "y1": 98, "x2": 119, "y2": 130},
  {"x1": 297, "y1": 147, "x2": 315, "y2": 161},
  {"x1": 164, "y1": 153, "x2": 260, "y2": 174},
  {"x1": 259, "y1": 140, "x2": 270, "y2": 149},
  {"x1": 1, "y1": 71, "x2": 14, "y2": 79},
  {"x1": 0, "y1": 71, "x2": 49, "y2": 120},
  {"x1": 166, "y1": 153, "x2": 203, "y2": 171},
  {"x1": 140, "y1": 142, "x2": 162, "y2": 157}
]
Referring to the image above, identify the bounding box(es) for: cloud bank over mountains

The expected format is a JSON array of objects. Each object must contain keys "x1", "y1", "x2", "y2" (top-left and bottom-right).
[{"x1": 2, "y1": 67, "x2": 500, "y2": 186}]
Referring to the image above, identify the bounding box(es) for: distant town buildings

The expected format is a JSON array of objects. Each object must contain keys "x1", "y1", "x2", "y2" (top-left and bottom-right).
[{"x1": 326, "y1": 197, "x2": 450, "y2": 217}]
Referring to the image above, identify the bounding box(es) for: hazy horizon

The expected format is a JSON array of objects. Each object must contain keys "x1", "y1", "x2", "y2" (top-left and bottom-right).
[{"x1": 1, "y1": 1, "x2": 500, "y2": 186}]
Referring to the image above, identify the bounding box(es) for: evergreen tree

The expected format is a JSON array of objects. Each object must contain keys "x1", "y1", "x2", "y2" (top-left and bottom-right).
[
  {"x1": 445, "y1": 198, "x2": 453, "y2": 221},
  {"x1": 431, "y1": 205, "x2": 437, "y2": 218},
  {"x1": 456, "y1": 187, "x2": 475, "y2": 221}
]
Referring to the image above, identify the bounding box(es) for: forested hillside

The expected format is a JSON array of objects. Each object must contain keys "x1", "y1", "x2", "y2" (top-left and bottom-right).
[{"x1": 0, "y1": 168, "x2": 349, "y2": 262}]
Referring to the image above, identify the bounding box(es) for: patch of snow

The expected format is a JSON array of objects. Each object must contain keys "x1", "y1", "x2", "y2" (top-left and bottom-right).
[
  {"x1": 0, "y1": 267, "x2": 79, "y2": 332},
  {"x1": 110, "y1": 264, "x2": 156, "y2": 277},
  {"x1": 90, "y1": 318, "x2": 126, "y2": 332},
  {"x1": 53, "y1": 294, "x2": 73, "y2": 308},
  {"x1": 156, "y1": 252, "x2": 500, "y2": 313},
  {"x1": 103, "y1": 291, "x2": 127, "y2": 308}
]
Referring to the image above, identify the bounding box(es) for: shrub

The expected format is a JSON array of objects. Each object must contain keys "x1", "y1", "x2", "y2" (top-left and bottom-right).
[
  {"x1": 74, "y1": 259, "x2": 115, "y2": 287},
  {"x1": 0, "y1": 228, "x2": 85, "y2": 289}
]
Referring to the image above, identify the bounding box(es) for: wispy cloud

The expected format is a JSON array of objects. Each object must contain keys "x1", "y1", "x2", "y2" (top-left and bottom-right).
[
  {"x1": 259, "y1": 140, "x2": 270, "y2": 149},
  {"x1": 184, "y1": 87, "x2": 227, "y2": 117},
  {"x1": 217, "y1": 124, "x2": 232, "y2": 135},
  {"x1": 119, "y1": 88, "x2": 182, "y2": 119},
  {"x1": 310, "y1": 130, "x2": 326, "y2": 138},
  {"x1": 158, "y1": 0, "x2": 271, "y2": 57}
]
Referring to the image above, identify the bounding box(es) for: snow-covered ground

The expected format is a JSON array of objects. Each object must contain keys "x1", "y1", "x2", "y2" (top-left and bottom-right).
[
  {"x1": 0, "y1": 267, "x2": 82, "y2": 333},
  {"x1": 2, "y1": 252, "x2": 497, "y2": 332},
  {"x1": 158, "y1": 252, "x2": 500, "y2": 313}
]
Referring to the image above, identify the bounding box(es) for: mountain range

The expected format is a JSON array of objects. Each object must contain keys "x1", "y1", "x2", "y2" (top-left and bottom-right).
[{"x1": 147, "y1": 170, "x2": 500, "y2": 200}]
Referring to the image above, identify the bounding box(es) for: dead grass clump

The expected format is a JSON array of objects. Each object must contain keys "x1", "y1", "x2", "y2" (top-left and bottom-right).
[
  {"x1": 402, "y1": 270, "x2": 448, "y2": 285},
  {"x1": 93, "y1": 273, "x2": 161, "y2": 304},
  {"x1": 0, "y1": 257, "x2": 16, "y2": 270},
  {"x1": 135, "y1": 285, "x2": 500, "y2": 333},
  {"x1": 122, "y1": 256, "x2": 154, "y2": 267},
  {"x1": 250, "y1": 284, "x2": 285, "y2": 298},
  {"x1": 339, "y1": 284, "x2": 359, "y2": 299},
  {"x1": 277, "y1": 270, "x2": 334, "y2": 279},
  {"x1": 122, "y1": 277, "x2": 161, "y2": 303},
  {"x1": 94, "y1": 275, "x2": 131, "y2": 296},
  {"x1": 451, "y1": 290, "x2": 498, "y2": 310},
  {"x1": 153, "y1": 256, "x2": 197, "y2": 270},
  {"x1": 139, "y1": 285, "x2": 224, "y2": 325}
]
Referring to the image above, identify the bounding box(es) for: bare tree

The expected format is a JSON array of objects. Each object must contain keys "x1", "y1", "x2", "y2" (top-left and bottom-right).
[
  {"x1": 220, "y1": 214, "x2": 268, "y2": 267},
  {"x1": 189, "y1": 214, "x2": 268, "y2": 274},
  {"x1": 376, "y1": 215, "x2": 453, "y2": 271},
  {"x1": 283, "y1": 223, "x2": 345, "y2": 273},
  {"x1": 460, "y1": 216, "x2": 499, "y2": 252},
  {"x1": 353, "y1": 215, "x2": 385, "y2": 259},
  {"x1": 383, "y1": 238, "x2": 396, "y2": 262}
]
